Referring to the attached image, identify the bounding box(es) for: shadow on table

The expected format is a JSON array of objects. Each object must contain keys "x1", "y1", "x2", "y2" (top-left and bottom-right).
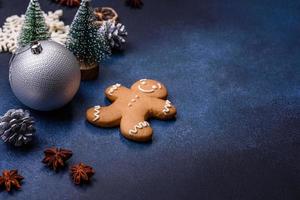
[{"x1": 2, "y1": 136, "x2": 41, "y2": 155}]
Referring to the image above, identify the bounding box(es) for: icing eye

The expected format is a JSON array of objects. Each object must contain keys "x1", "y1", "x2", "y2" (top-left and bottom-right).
[
  {"x1": 141, "y1": 81, "x2": 146, "y2": 85},
  {"x1": 152, "y1": 85, "x2": 157, "y2": 89},
  {"x1": 157, "y1": 83, "x2": 162, "y2": 89}
]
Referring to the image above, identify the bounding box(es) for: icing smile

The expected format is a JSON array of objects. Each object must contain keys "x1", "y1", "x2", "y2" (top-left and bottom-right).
[{"x1": 138, "y1": 79, "x2": 162, "y2": 93}]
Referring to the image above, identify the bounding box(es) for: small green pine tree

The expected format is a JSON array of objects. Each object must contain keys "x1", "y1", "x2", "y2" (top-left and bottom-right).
[
  {"x1": 66, "y1": 0, "x2": 111, "y2": 65},
  {"x1": 18, "y1": 0, "x2": 50, "y2": 47}
]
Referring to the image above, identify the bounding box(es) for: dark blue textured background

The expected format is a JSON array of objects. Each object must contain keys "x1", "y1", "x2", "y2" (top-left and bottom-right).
[{"x1": 0, "y1": 0, "x2": 299, "y2": 199}]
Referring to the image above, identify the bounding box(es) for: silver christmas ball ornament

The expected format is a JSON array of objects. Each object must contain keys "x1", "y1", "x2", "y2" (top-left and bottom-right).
[{"x1": 9, "y1": 40, "x2": 81, "y2": 111}]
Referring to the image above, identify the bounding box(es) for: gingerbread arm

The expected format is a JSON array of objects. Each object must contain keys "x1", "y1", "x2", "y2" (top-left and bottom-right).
[
  {"x1": 86, "y1": 102, "x2": 122, "y2": 127},
  {"x1": 148, "y1": 98, "x2": 177, "y2": 120},
  {"x1": 104, "y1": 83, "x2": 130, "y2": 102}
]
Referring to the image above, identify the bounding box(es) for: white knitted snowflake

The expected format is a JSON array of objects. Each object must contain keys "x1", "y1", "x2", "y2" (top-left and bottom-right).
[{"x1": 0, "y1": 10, "x2": 69, "y2": 53}]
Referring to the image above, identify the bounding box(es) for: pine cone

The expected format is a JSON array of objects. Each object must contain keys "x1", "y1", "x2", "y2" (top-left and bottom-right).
[
  {"x1": 0, "y1": 109, "x2": 35, "y2": 147},
  {"x1": 101, "y1": 21, "x2": 128, "y2": 51}
]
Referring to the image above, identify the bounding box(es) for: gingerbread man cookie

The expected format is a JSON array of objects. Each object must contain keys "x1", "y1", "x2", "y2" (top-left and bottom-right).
[{"x1": 86, "y1": 79, "x2": 177, "y2": 142}]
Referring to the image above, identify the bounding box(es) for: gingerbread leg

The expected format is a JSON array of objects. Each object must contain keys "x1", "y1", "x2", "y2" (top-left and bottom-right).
[
  {"x1": 120, "y1": 115, "x2": 153, "y2": 142},
  {"x1": 86, "y1": 104, "x2": 121, "y2": 127}
]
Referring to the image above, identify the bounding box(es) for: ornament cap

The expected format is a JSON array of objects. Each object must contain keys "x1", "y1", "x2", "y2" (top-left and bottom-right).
[{"x1": 31, "y1": 41, "x2": 43, "y2": 54}]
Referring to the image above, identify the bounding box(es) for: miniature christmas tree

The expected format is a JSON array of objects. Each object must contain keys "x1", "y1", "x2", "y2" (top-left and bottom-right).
[
  {"x1": 66, "y1": 0, "x2": 110, "y2": 67},
  {"x1": 18, "y1": 0, "x2": 50, "y2": 47}
]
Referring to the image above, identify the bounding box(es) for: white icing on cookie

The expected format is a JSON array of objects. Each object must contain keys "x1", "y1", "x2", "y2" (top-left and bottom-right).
[
  {"x1": 93, "y1": 105, "x2": 101, "y2": 121},
  {"x1": 108, "y1": 83, "x2": 121, "y2": 95},
  {"x1": 140, "y1": 79, "x2": 147, "y2": 82},
  {"x1": 157, "y1": 83, "x2": 162, "y2": 89},
  {"x1": 129, "y1": 121, "x2": 150, "y2": 135},
  {"x1": 128, "y1": 95, "x2": 140, "y2": 107},
  {"x1": 138, "y1": 85, "x2": 155, "y2": 93},
  {"x1": 138, "y1": 80, "x2": 162, "y2": 93},
  {"x1": 163, "y1": 100, "x2": 172, "y2": 115}
]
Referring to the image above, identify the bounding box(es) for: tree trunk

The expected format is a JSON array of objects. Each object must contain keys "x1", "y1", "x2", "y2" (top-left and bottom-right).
[{"x1": 79, "y1": 61, "x2": 99, "y2": 80}]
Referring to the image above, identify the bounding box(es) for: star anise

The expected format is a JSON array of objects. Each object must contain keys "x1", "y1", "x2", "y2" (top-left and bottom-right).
[
  {"x1": 70, "y1": 163, "x2": 95, "y2": 185},
  {"x1": 94, "y1": 7, "x2": 118, "y2": 25},
  {"x1": 126, "y1": 0, "x2": 144, "y2": 8},
  {"x1": 54, "y1": 0, "x2": 81, "y2": 7},
  {"x1": 0, "y1": 170, "x2": 24, "y2": 192},
  {"x1": 42, "y1": 147, "x2": 73, "y2": 171}
]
